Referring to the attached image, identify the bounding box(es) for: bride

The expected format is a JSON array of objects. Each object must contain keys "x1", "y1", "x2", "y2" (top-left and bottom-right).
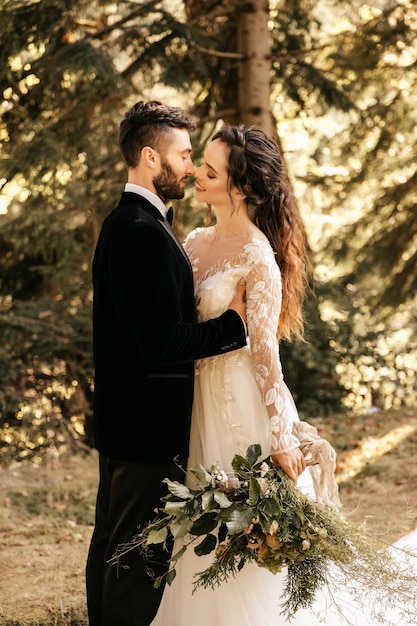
[
  {"x1": 150, "y1": 124, "x2": 404, "y2": 625},
  {"x1": 151, "y1": 123, "x2": 338, "y2": 626}
]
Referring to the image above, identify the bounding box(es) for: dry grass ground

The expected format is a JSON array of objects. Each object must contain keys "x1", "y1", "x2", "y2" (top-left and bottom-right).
[
  {"x1": 0, "y1": 451, "x2": 97, "y2": 626},
  {"x1": 1, "y1": 409, "x2": 417, "y2": 626}
]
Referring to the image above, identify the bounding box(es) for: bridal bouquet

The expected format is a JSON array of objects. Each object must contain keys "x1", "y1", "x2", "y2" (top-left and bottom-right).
[{"x1": 109, "y1": 444, "x2": 417, "y2": 622}]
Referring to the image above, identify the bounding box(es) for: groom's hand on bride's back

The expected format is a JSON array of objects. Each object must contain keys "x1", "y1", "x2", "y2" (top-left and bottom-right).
[{"x1": 228, "y1": 278, "x2": 247, "y2": 327}]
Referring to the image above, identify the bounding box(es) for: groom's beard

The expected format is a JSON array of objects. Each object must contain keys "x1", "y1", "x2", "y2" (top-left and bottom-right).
[{"x1": 153, "y1": 159, "x2": 185, "y2": 202}]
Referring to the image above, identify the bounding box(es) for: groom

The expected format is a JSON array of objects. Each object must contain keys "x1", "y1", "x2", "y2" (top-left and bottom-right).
[{"x1": 85, "y1": 100, "x2": 247, "y2": 626}]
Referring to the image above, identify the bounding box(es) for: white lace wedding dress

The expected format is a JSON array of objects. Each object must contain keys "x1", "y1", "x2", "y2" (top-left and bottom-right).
[
  {"x1": 151, "y1": 228, "x2": 415, "y2": 626},
  {"x1": 150, "y1": 228, "x2": 336, "y2": 626}
]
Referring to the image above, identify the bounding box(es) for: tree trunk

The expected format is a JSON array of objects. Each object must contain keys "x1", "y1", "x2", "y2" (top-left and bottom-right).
[{"x1": 237, "y1": 0, "x2": 274, "y2": 133}]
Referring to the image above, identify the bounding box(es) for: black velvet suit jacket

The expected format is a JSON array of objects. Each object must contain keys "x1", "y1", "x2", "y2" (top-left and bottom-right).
[{"x1": 92, "y1": 192, "x2": 246, "y2": 463}]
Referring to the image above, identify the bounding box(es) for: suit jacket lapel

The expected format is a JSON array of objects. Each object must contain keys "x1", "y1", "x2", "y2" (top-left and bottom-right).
[
  {"x1": 119, "y1": 192, "x2": 192, "y2": 272},
  {"x1": 157, "y1": 219, "x2": 192, "y2": 271}
]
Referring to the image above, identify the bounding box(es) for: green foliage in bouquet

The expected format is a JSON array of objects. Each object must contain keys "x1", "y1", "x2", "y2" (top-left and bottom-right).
[{"x1": 109, "y1": 444, "x2": 417, "y2": 623}]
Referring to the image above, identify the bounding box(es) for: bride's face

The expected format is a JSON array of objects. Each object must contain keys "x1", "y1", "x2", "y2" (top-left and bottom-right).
[{"x1": 194, "y1": 139, "x2": 232, "y2": 208}]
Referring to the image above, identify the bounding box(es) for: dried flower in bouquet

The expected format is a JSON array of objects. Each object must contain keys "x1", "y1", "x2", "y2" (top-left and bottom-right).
[{"x1": 109, "y1": 444, "x2": 417, "y2": 623}]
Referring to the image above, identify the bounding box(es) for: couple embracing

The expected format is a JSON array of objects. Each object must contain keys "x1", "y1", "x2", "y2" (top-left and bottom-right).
[{"x1": 86, "y1": 100, "x2": 314, "y2": 626}]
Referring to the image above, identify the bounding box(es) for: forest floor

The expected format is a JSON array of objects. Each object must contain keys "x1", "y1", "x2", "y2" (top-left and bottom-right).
[{"x1": 1, "y1": 408, "x2": 417, "y2": 626}]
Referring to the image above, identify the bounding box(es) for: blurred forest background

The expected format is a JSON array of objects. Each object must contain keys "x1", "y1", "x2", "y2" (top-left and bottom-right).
[{"x1": 1, "y1": 0, "x2": 416, "y2": 466}]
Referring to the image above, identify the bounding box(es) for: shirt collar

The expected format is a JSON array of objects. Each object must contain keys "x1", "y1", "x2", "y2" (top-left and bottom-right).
[{"x1": 124, "y1": 183, "x2": 167, "y2": 219}]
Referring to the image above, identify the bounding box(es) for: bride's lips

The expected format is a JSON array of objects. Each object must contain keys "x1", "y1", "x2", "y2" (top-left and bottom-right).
[{"x1": 195, "y1": 181, "x2": 205, "y2": 192}]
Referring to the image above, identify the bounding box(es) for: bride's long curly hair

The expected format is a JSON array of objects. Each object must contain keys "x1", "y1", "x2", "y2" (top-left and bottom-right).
[{"x1": 212, "y1": 124, "x2": 310, "y2": 341}]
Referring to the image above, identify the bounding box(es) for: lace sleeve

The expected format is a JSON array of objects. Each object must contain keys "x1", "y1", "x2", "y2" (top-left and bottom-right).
[{"x1": 246, "y1": 244, "x2": 300, "y2": 455}]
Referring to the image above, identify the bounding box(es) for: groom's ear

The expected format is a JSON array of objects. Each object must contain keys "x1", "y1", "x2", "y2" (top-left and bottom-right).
[{"x1": 141, "y1": 146, "x2": 161, "y2": 171}]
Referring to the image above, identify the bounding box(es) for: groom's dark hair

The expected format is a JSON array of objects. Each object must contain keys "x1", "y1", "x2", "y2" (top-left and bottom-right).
[{"x1": 119, "y1": 100, "x2": 197, "y2": 168}]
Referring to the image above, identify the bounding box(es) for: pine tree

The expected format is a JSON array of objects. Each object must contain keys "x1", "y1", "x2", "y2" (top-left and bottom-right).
[{"x1": 1, "y1": 0, "x2": 416, "y2": 460}]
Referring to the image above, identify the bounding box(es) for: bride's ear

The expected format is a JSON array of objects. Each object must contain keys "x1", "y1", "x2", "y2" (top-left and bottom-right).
[{"x1": 233, "y1": 184, "x2": 249, "y2": 202}]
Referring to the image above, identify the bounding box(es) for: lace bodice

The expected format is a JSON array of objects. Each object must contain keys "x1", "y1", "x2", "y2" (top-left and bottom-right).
[{"x1": 184, "y1": 227, "x2": 299, "y2": 454}]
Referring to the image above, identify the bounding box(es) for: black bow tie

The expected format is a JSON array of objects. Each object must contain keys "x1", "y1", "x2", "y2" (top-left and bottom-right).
[{"x1": 166, "y1": 207, "x2": 174, "y2": 225}]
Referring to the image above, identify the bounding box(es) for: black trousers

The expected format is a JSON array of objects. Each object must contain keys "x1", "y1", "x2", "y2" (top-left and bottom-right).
[{"x1": 86, "y1": 454, "x2": 186, "y2": 626}]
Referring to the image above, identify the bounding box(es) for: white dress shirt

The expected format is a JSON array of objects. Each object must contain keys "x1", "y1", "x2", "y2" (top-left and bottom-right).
[{"x1": 124, "y1": 183, "x2": 168, "y2": 220}]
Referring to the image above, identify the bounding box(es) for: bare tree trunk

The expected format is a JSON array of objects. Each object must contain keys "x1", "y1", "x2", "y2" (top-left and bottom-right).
[{"x1": 237, "y1": 0, "x2": 274, "y2": 133}]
